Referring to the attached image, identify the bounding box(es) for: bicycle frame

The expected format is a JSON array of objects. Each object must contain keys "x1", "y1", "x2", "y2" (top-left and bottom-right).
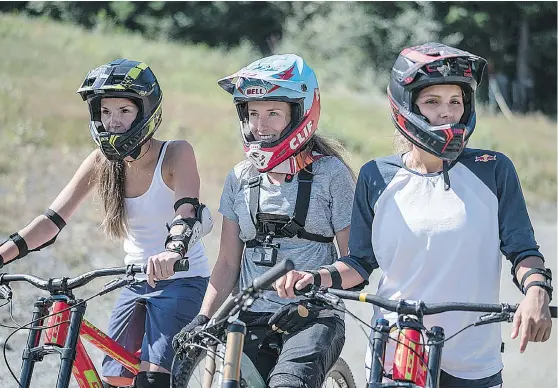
[
  {"x1": 319, "y1": 288, "x2": 557, "y2": 388},
  {"x1": 19, "y1": 295, "x2": 140, "y2": 388},
  {"x1": 368, "y1": 317, "x2": 445, "y2": 388}
]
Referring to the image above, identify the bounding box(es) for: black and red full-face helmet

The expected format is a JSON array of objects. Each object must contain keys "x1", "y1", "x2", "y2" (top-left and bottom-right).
[
  {"x1": 388, "y1": 43, "x2": 487, "y2": 161},
  {"x1": 77, "y1": 59, "x2": 163, "y2": 161}
]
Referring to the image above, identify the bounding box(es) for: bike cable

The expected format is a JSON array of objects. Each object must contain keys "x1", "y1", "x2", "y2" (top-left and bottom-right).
[
  {"x1": 0, "y1": 300, "x2": 23, "y2": 329},
  {"x1": 265, "y1": 295, "x2": 436, "y2": 385},
  {"x1": 2, "y1": 288, "x2": 113, "y2": 388}
]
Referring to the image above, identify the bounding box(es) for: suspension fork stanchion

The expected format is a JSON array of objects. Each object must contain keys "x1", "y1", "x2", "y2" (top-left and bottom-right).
[
  {"x1": 203, "y1": 343, "x2": 218, "y2": 388},
  {"x1": 19, "y1": 297, "x2": 50, "y2": 388},
  {"x1": 55, "y1": 301, "x2": 87, "y2": 388},
  {"x1": 222, "y1": 320, "x2": 246, "y2": 388},
  {"x1": 368, "y1": 318, "x2": 390, "y2": 388},
  {"x1": 425, "y1": 326, "x2": 444, "y2": 388}
]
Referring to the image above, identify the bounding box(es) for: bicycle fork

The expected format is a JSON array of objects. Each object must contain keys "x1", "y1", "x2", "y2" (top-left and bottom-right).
[
  {"x1": 19, "y1": 297, "x2": 87, "y2": 388},
  {"x1": 19, "y1": 298, "x2": 49, "y2": 388},
  {"x1": 222, "y1": 320, "x2": 247, "y2": 388}
]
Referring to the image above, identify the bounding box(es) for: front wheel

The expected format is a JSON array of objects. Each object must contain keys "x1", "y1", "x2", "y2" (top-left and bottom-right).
[
  {"x1": 323, "y1": 357, "x2": 357, "y2": 388},
  {"x1": 173, "y1": 351, "x2": 356, "y2": 388},
  {"x1": 172, "y1": 348, "x2": 220, "y2": 388}
]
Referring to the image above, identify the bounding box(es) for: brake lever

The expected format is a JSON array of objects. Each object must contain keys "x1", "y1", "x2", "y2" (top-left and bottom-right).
[
  {"x1": 99, "y1": 277, "x2": 133, "y2": 296},
  {"x1": 312, "y1": 288, "x2": 342, "y2": 307},
  {"x1": 474, "y1": 312, "x2": 513, "y2": 326},
  {"x1": 0, "y1": 285, "x2": 12, "y2": 301}
]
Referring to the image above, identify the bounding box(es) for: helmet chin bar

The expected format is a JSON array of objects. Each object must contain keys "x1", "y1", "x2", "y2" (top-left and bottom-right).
[{"x1": 127, "y1": 144, "x2": 142, "y2": 159}]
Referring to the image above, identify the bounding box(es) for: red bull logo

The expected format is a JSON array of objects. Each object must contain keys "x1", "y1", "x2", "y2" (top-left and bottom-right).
[{"x1": 475, "y1": 154, "x2": 497, "y2": 162}]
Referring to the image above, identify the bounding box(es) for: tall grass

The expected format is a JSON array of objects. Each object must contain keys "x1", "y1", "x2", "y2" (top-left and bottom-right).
[{"x1": 0, "y1": 13, "x2": 555, "y2": 240}]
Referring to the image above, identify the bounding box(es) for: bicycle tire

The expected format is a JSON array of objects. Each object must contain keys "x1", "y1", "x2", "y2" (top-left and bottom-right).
[
  {"x1": 172, "y1": 348, "x2": 215, "y2": 388},
  {"x1": 173, "y1": 352, "x2": 356, "y2": 388},
  {"x1": 323, "y1": 357, "x2": 357, "y2": 388}
]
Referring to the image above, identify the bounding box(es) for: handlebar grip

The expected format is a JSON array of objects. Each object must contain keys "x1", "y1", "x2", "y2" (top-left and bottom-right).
[
  {"x1": 550, "y1": 306, "x2": 557, "y2": 318},
  {"x1": 294, "y1": 283, "x2": 314, "y2": 296},
  {"x1": 252, "y1": 260, "x2": 294, "y2": 291},
  {"x1": 173, "y1": 259, "x2": 190, "y2": 272}
]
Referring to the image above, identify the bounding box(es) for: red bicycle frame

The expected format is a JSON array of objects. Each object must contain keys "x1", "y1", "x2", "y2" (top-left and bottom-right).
[{"x1": 19, "y1": 298, "x2": 141, "y2": 388}]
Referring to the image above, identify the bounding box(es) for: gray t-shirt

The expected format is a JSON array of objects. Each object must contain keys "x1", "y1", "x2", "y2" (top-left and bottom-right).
[{"x1": 219, "y1": 156, "x2": 355, "y2": 312}]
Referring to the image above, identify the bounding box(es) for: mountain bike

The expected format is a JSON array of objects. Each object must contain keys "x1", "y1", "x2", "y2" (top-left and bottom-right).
[
  {"x1": 0, "y1": 259, "x2": 189, "y2": 388},
  {"x1": 172, "y1": 259, "x2": 357, "y2": 388},
  {"x1": 290, "y1": 287, "x2": 558, "y2": 388}
]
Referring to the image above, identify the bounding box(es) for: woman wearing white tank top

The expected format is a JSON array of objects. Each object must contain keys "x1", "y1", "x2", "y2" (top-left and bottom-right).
[{"x1": 0, "y1": 59, "x2": 212, "y2": 388}]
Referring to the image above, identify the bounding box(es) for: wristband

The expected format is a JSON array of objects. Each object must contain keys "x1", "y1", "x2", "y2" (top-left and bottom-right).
[
  {"x1": 308, "y1": 270, "x2": 321, "y2": 287},
  {"x1": 524, "y1": 281, "x2": 553, "y2": 302},
  {"x1": 319, "y1": 264, "x2": 342, "y2": 289}
]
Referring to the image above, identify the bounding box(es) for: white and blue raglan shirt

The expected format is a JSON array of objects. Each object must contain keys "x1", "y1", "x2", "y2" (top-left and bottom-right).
[{"x1": 338, "y1": 148, "x2": 544, "y2": 380}]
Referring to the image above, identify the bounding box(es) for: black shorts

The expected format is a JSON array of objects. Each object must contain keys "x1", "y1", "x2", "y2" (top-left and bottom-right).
[
  {"x1": 439, "y1": 370, "x2": 503, "y2": 388},
  {"x1": 239, "y1": 311, "x2": 345, "y2": 388}
]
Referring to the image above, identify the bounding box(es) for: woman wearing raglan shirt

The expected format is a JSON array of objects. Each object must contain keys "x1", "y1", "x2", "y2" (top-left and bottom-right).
[{"x1": 282, "y1": 43, "x2": 553, "y2": 387}]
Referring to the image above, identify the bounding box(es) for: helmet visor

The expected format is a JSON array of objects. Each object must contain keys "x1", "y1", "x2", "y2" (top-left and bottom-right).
[{"x1": 399, "y1": 56, "x2": 485, "y2": 88}]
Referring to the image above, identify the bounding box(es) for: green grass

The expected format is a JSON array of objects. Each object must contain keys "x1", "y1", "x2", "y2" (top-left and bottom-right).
[{"x1": 0, "y1": 13, "x2": 556, "y2": 233}]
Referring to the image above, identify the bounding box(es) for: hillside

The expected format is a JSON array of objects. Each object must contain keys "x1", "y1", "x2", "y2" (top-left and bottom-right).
[{"x1": 0, "y1": 14, "x2": 556, "y2": 387}]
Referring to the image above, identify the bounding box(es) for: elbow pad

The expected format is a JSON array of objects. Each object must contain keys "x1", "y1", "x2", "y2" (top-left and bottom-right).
[
  {"x1": 1, "y1": 209, "x2": 66, "y2": 262},
  {"x1": 167, "y1": 198, "x2": 214, "y2": 254}
]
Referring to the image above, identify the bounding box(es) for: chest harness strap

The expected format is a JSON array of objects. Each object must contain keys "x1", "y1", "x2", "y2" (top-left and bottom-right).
[{"x1": 245, "y1": 164, "x2": 334, "y2": 249}]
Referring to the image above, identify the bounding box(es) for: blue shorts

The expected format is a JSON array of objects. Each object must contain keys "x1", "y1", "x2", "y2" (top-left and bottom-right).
[{"x1": 101, "y1": 277, "x2": 208, "y2": 378}]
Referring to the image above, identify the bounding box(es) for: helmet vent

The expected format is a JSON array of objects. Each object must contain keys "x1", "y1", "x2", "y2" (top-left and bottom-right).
[{"x1": 445, "y1": 138, "x2": 463, "y2": 153}]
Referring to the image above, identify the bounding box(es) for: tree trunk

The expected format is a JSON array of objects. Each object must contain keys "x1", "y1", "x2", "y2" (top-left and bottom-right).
[{"x1": 514, "y1": 15, "x2": 533, "y2": 113}]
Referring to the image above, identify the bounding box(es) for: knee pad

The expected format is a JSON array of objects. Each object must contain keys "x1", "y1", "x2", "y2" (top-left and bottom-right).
[
  {"x1": 134, "y1": 371, "x2": 170, "y2": 388},
  {"x1": 268, "y1": 373, "x2": 311, "y2": 388}
]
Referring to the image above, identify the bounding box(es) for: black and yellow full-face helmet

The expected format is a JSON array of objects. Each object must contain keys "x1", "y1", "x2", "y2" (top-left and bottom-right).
[{"x1": 77, "y1": 59, "x2": 163, "y2": 160}]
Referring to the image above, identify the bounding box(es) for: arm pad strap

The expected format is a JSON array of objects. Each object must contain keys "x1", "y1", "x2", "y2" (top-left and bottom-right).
[
  {"x1": 319, "y1": 264, "x2": 343, "y2": 289},
  {"x1": 165, "y1": 217, "x2": 203, "y2": 254},
  {"x1": 3, "y1": 209, "x2": 67, "y2": 261}
]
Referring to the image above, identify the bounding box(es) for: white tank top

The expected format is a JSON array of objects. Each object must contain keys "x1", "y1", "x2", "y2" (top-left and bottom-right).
[{"x1": 122, "y1": 141, "x2": 210, "y2": 280}]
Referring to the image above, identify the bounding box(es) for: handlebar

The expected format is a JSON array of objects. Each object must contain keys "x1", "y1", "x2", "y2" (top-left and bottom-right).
[
  {"x1": 0, "y1": 259, "x2": 190, "y2": 294},
  {"x1": 252, "y1": 259, "x2": 294, "y2": 291},
  {"x1": 214, "y1": 259, "x2": 294, "y2": 321},
  {"x1": 313, "y1": 289, "x2": 558, "y2": 318}
]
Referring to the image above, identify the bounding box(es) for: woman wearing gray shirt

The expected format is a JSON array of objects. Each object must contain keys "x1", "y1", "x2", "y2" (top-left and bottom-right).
[{"x1": 174, "y1": 54, "x2": 363, "y2": 388}]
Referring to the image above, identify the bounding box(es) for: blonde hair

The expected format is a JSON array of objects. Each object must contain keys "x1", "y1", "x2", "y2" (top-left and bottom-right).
[
  {"x1": 306, "y1": 134, "x2": 356, "y2": 181},
  {"x1": 393, "y1": 130, "x2": 412, "y2": 155},
  {"x1": 93, "y1": 153, "x2": 128, "y2": 239}
]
